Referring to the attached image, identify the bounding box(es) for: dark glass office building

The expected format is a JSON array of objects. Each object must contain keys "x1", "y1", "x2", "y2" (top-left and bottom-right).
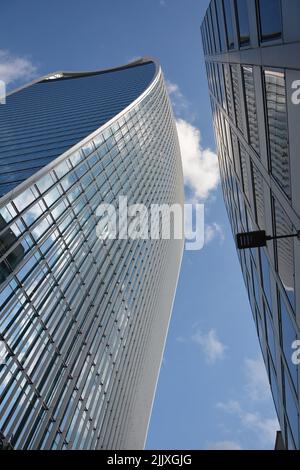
[
  {"x1": 201, "y1": 0, "x2": 300, "y2": 450},
  {"x1": 0, "y1": 59, "x2": 184, "y2": 449}
]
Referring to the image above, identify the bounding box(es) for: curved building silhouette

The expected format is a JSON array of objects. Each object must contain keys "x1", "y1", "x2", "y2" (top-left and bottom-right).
[{"x1": 0, "y1": 58, "x2": 184, "y2": 449}]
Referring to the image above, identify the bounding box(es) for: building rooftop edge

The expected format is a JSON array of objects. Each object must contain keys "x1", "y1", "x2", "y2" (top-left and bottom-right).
[
  {"x1": 0, "y1": 57, "x2": 161, "y2": 206},
  {"x1": 7, "y1": 56, "x2": 159, "y2": 98}
]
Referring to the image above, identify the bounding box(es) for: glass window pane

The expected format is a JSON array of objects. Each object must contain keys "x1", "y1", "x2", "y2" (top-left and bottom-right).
[
  {"x1": 208, "y1": 5, "x2": 217, "y2": 54},
  {"x1": 243, "y1": 66, "x2": 260, "y2": 153},
  {"x1": 265, "y1": 309, "x2": 276, "y2": 366},
  {"x1": 223, "y1": 0, "x2": 235, "y2": 49},
  {"x1": 239, "y1": 143, "x2": 250, "y2": 202},
  {"x1": 274, "y1": 199, "x2": 295, "y2": 309},
  {"x1": 0, "y1": 217, "x2": 26, "y2": 279},
  {"x1": 218, "y1": 64, "x2": 227, "y2": 111},
  {"x1": 264, "y1": 70, "x2": 290, "y2": 197},
  {"x1": 205, "y1": 16, "x2": 212, "y2": 55},
  {"x1": 251, "y1": 261, "x2": 261, "y2": 310},
  {"x1": 213, "y1": 63, "x2": 221, "y2": 103},
  {"x1": 269, "y1": 359, "x2": 279, "y2": 414},
  {"x1": 235, "y1": 0, "x2": 250, "y2": 46},
  {"x1": 36, "y1": 173, "x2": 55, "y2": 194},
  {"x1": 201, "y1": 23, "x2": 207, "y2": 55},
  {"x1": 280, "y1": 293, "x2": 298, "y2": 391},
  {"x1": 283, "y1": 368, "x2": 299, "y2": 445},
  {"x1": 13, "y1": 188, "x2": 36, "y2": 213},
  {"x1": 224, "y1": 65, "x2": 234, "y2": 121},
  {"x1": 231, "y1": 64, "x2": 243, "y2": 132},
  {"x1": 261, "y1": 249, "x2": 272, "y2": 310},
  {"x1": 258, "y1": 0, "x2": 282, "y2": 42},
  {"x1": 252, "y1": 164, "x2": 265, "y2": 230},
  {"x1": 286, "y1": 421, "x2": 296, "y2": 450},
  {"x1": 215, "y1": 0, "x2": 226, "y2": 51},
  {"x1": 208, "y1": 14, "x2": 214, "y2": 55}
]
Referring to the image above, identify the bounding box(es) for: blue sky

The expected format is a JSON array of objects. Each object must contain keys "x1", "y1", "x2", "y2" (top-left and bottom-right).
[{"x1": 1, "y1": 0, "x2": 278, "y2": 450}]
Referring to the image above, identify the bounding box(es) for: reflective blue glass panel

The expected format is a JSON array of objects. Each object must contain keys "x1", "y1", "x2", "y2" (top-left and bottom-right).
[{"x1": 0, "y1": 62, "x2": 155, "y2": 197}]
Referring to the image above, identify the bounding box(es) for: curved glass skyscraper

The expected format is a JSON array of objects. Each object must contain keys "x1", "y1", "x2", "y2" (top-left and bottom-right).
[{"x1": 0, "y1": 58, "x2": 184, "y2": 449}]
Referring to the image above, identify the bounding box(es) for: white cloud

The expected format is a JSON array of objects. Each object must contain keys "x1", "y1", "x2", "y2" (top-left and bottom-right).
[
  {"x1": 207, "y1": 440, "x2": 242, "y2": 450},
  {"x1": 217, "y1": 400, "x2": 243, "y2": 414},
  {"x1": 192, "y1": 329, "x2": 227, "y2": 364},
  {"x1": 167, "y1": 81, "x2": 221, "y2": 243},
  {"x1": 205, "y1": 223, "x2": 225, "y2": 245},
  {"x1": 217, "y1": 400, "x2": 278, "y2": 446},
  {"x1": 166, "y1": 80, "x2": 190, "y2": 119},
  {"x1": 167, "y1": 81, "x2": 222, "y2": 246},
  {"x1": 244, "y1": 358, "x2": 271, "y2": 402},
  {"x1": 176, "y1": 336, "x2": 186, "y2": 343},
  {"x1": 0, "y1": 49, "x2": 36, "y2": 85},
  {"x1": 128, "y1": 55, "x2": 142, "y2": 63},
  {"x1": 176, "y1": 118, "x2": 219, "y2": 201}
]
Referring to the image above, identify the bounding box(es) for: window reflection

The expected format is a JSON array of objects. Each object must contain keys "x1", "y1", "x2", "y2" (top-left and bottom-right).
[
  {"x1": 252, "y1": 164, "x2": 265, "y2": 230},
  {"x1": 283, "y1": 367, "x2": 299, "y2": 446},
  {"x1": 274, "y1": 198, "x2": 295, "y2": 309},
  {"x1": 215, "y1": 0, "x2": 226, "y2": 51},
  {"x1": 264, "y1": 70, "x2": 291, "y2": 197},
  {"x1": 13, "y1": 188, "x2": 37, "y2": 212},
  {"x1": 251, "y1": 261, "x2": 261, "y2": 310},
  {"x1": 243, "y1": 66, "x2": 260, "y2": 153},
  {"x1": 286, "y1": 421, "x2": 296, "y2": 450},
  {"x1": 235, "y1": 0, "x2": 250, "y2": 46},
  {"x1": 261, "y1": 249, "x2": 272, "y2": 310},
  {"x1": 223, "y1": 0, "x2": 235, "y2": 50},
  {"x1": 269, "y1": 359, "x2": 279, "y2": 414},
  {"x1": 239, "y1": 143, "x2": 250, "y2": 203},
  {"x1": 0, "y1": 215, "x2": 25, "y2": 284},
  {"x1": 36, "y1": 173, "x2": 55, "y2": 194},
  {"x1": 22, "y1": 200, "x2": 46, "y2": 227},
  {"x1": 280, "y1": 293, "x2": 298, "y2": 392},
  {"x1": 258, "y1": 0, "x2": 282, "y2": 42},
  {"x1": 265, "y1": 307, "x2": 276, "y2": 365},
  {"x1": 208, "y1": 5, "x2": 216, "y2": 54},
  {"x1": 212, "y1": 2, "x2": 221, "y2": 52},
  {"x1": 231, "y1": 65, "x2": 243, "y2": 132}
]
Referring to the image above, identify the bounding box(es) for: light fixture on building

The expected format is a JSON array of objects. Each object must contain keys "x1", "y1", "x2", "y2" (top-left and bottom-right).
[{"x1": 236, "y1": 230, "x2": 300, "y2": 250}]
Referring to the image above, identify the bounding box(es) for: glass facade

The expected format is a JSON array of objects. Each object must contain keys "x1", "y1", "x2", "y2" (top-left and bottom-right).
[
  {"x1": 231, "y1": 64, "x2": 243, "y2": 132},
  {"x1": 274, "y1": 199, "x2": 295, "y2": 309},
  {"x1": 235, "y1": 0, "x2": 250, "y2": 46},
  {"x1": 202, "y1": 1, "x2": 300, "y2": 450},
  {"x1": 243, "y1": 66, "x2": 260, "y2": 154},
  {"x1": 223, "y1": 0, "x2": 235, "y2": 50},
  {"x1": 252, "y1": 163, "x2": 265, "y2": 230},
  {"x1": 258, "y1": 0, "x2": 282, "y2": 42},
  {"x1": 0, "y1": 60, "x2": 184, "y2": 449},
  {"x1": 264, "y1": 70, "x2": 291, "y2": 198},
  {"x1": 0, "y1": 62, "x2": 155, "y2": 197}
]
